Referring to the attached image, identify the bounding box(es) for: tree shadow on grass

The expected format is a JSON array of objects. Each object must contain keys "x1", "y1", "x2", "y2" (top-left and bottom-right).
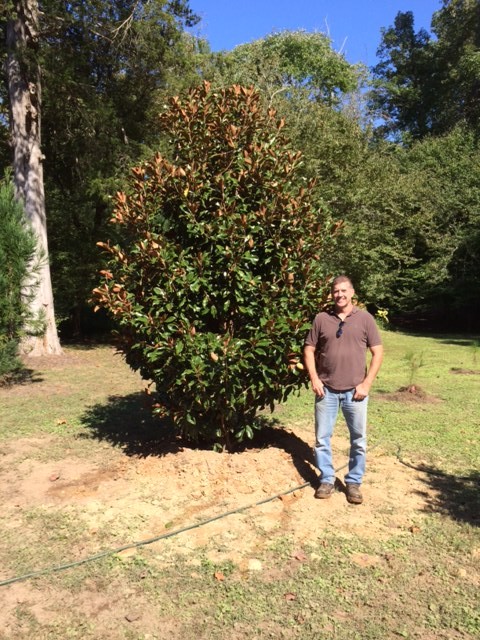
[
  {"x1": 79, "y1": 394, "x2": 318, "y2": 486},
  {"x1": 417, "y1": 467, "x2": 480, "y2": 527},
  {"x1": 79, "y1": 393, "x2": 180, "y2": 457},
  {"x1": 0, "y1": 367, "x2": 43, "y2": 387},
  {"x1": 436, "y1": 338, "x2": 478, "y2": 347}
]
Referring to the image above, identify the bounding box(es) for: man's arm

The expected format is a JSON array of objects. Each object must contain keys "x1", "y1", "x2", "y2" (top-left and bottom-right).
[
  {"x1": 353, "y1": 344, "x2": 384, "y2": 400},
  {"x1": 303, "y1": 344, "x2": 325, "y2": 397}
]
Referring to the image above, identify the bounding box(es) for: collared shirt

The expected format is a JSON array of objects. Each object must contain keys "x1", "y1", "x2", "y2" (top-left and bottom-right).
[{"x1": 304, "y1": 306, "x2": 382, "y2": 390}]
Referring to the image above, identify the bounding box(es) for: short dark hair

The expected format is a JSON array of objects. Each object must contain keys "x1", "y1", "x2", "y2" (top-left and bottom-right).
[{"x1": 331, "y1": 275, "x2": 354, "y2": 291}]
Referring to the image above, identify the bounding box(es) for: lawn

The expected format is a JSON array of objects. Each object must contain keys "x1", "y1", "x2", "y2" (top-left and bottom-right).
[{"x1": 0, "y1": 330, "x2": 479, "y2": 639}]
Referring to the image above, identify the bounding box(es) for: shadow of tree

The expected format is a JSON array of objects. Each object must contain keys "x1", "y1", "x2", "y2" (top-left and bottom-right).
[
  {"x1": 59, "y1": 338, "x2": 116, "y2": 351},
  {"x1": 79, "y1": 394, "x2": 317, "y2": 485},
  {"x1": 437, "y1": 338, "x2": 478, "y2": 347},
  {"x1": 79, "y1": 393, "x2": 180, "y2": 457},
  {"x1": 0, "y1": 367, "x2": 43, "y2": 387},
  {"x1": 418, "y1": 468, "x2": 480, "y2": 526}
]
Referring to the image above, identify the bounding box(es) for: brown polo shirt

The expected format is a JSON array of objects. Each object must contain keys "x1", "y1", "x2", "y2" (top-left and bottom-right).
[{"x1": 304, "y1": 307, "x2": 382, "y2": 390}]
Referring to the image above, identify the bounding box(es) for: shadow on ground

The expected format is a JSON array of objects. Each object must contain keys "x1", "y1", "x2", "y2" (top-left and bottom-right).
[
  {"x1": 80, "y1": 392, "x2": 179, "y2": 456},
  {"x1": 0, "y1": 367, "x2": 43, "y2": 387},
  {"x1": 80, "y1": 393, "x2": 318, "y2": 486},
  {"x1": 417, "y1": 467, "x2": 480, "y2": 527}
]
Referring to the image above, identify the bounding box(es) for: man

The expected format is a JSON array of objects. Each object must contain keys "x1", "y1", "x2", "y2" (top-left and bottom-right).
[{"x1": 303, "y1": 275, "x2": 383, "y2": 504}]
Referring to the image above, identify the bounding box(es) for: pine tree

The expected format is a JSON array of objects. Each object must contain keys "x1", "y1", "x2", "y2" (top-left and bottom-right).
[{"x1": 0, "y1": 175, "x2": 37, "y2": 378}]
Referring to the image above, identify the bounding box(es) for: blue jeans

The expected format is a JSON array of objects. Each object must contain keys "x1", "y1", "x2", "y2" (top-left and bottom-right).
[{"x1": 314, "y1": 386, "x2": 368, "y2": 485}]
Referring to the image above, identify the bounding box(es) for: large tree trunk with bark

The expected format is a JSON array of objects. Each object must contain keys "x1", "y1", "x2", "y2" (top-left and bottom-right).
[{"x1": 6, "y1": 0, "x2": 62, "y2": 355}]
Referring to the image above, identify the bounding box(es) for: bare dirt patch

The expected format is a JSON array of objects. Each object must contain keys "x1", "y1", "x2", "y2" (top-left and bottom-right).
[
  {"x1": 0, "y1": 347, "x2": 452, "y2": 638},
  {"x1": 1, "y1": 428, "x2": 438, "y2": 562},
  {"x1": 0, "y1": 428, "x2": 441, "y2": 636}
]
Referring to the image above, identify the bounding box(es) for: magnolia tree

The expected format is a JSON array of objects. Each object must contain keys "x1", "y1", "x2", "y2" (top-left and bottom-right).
[{"x1": 93, "y1": 82, "x2": 337, "y2": 449}]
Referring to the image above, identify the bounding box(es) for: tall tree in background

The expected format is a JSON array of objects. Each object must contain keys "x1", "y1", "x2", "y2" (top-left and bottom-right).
[
  {"x1": 370, "y1": 10, "x2": 433, "y2": 141},
  {"x1": 2, "y1": 0, "x2": 199, "y2": 337},
  {"x1": 40, "y1": 0, "x2": 200, "y2": 334},
  {"x1": 5, "y1": 0, "x2": 61, "y2": 355},
  {"x1": 430, "y1": 0, "x2": 480, "y2": 134},
  {"x1": 207, "y1": 31, "x2": 414, "y2": 307},
  {"x1": 391, "y1": 125, "x2": 480, "y2": 327},
  {"x1": 210, "y1": 30, "x2": 360, "y2": 106},
  {"x1": 371, "y1": 1, "x2": 480, "y2": 141},
  {"x1": 368, "y1": 0, "x2": 480, "y2": 326}
]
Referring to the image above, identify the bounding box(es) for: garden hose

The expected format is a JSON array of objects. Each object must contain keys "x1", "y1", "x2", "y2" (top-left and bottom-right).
[
  {"x1": 0, "y1": 477, "x2": 313, "y2": 588},
  {"x1": 1, "y1": 440, "x2": 476, "y2": 588}
]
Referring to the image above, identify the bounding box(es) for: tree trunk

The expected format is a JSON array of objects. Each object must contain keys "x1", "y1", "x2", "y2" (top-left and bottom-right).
[{"x1": 6, "y1": 0, "x2": 62, "y2": 355}]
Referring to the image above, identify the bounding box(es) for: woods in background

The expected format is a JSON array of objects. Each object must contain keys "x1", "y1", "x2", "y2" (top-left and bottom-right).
[{"x1": 1, "y1": 0, "x2": 479, "y2": 353}]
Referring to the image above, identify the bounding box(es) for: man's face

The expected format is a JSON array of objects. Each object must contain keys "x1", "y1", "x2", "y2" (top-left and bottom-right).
[{"x1": 332, "y1": 281, "x2": 354, "y2": 310}]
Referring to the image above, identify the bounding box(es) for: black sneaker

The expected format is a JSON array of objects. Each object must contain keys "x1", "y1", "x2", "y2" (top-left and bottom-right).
[{"x1": 315, "y1": 482, "x2": 335, "y2": 499}]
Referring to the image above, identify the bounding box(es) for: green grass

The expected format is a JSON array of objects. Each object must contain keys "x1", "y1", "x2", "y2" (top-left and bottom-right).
[
  {"x1": 3, "y1": 333, "x2": 478, "y2": 474},
  {"x1": 0, "y1": 331, "x2": 479, "y2": 639},
  {"x1": 371, "y1": 331, "x2": 480, "y2": 474},
  {"x1": 280, "y1": 330, "x2": 480, "y2": 475}
]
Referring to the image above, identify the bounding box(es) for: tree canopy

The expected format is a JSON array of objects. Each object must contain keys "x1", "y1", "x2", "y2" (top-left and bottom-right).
[
  {"x1": 210, "y1": 30, "x2": 361, "y2": 105},
  {"x1": 371, "y1": 0, "x2": 480, "y2": 141},
  {"x1": 1, "y1": 0, "x2": 201, "y2": 335},
  {"x1": 1, "y1": 0, "x2": 479, "y2": 362}
]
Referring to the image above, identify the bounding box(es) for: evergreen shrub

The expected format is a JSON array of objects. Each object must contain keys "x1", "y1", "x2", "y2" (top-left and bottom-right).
[
  {"x1": 0, "y1": 176, "x2": 37, "y2": 379},
  {"x1": 93, "y1": 82, "x2": 336, "y2": 449}
]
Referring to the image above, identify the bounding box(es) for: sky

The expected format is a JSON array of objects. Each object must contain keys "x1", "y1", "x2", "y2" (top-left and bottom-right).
[{"x1": 188, "y1": 0, "x2": 443, "y2": 66}]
